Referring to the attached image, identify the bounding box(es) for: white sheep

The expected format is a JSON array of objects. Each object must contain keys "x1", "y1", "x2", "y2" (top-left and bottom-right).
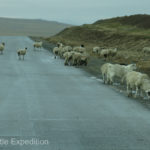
[
  {"x1": 63, "y1": 51, "x2": 75, "y2": 65},
  {"x1": 59, "y1": 46, "x2": 72, "y2": 58},
  {"x1": 17, "y1": 47, "x2": 27, "y2": 60},
  {"x1": 92, "y1": 46, "x2": 105, "y2": 54},
  {"x1": 73, "y1": 45, "x2": 86, "y2": 54},
  {"x1": 109, "y1": 48, "x2": 117, "y2": 57},
  {"x1": 100, "y1": 48, "x2": 117, "y2": 60},
  {"x1": 124, "y1": 71, "x2": 149, "y2": 97},
  {"x1": 106, "y1": 64, "x2": 137, "y2": 85},
  {"x1": 33, "y1": 42, "x2": 43, "y2": 50},
  {"x1": 80, "y1": 55, "x2": 88, "y2": 66},
  {"x1": 57, "y1": 42, "x2": 63, "y2": 48},
  {"x1": 100, "y1": 63, "x2": 113, "y2": 84},
  {"x1": 73, "y1": 46, "x2": 80, "y2": 52},
  {"x1": 142, "y1": 47, "x2": 150, "y2": 54},
  {"x1": 53, "y1": 44, "x2": 64, "y2": 59},
  {"x1": 100, "y1": 49, "x2": 110, "y2": 61},
  {"x1": 93, "y1": 47, "x2": 100, "y2": 54},
  {"x1": 140, "y1": 79, "x2": 150, "y2": 99},
  {"x1": 78, "y1": 47, "x2": 86, "y2": 54},
  {"x1": 0, "y1": 42, "x2": 5, "y2": 54},
  {"x1": 72, "y1": 52, "x2": 88, "y2": 66}
]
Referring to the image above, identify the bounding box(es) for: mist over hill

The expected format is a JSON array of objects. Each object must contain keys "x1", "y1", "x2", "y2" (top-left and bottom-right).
[{"x1": 0, "y1": 17, "x2": 71, "y2": 37}]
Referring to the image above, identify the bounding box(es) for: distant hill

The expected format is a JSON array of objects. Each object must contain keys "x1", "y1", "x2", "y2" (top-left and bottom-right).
[
  {"x1": 46, "y1": 14, "x2": 150, "y2": 48},
  {"x1": 94, "y1": 14, "x2": 150, "y2": 29},
  {"x1": 45, "y1": 14, "x2": 150, "y2": 76},
  {"x1": 0, "y1": 17, "x2": 72, "y2": 37}
]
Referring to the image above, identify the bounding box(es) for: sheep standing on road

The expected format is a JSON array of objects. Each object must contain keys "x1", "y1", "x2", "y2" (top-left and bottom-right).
[
  {"x1": 123, "y1": 71, "x2": 149, "y2": 97},
  {"x1": 53, "y1": 47, "x2": 60, "y2": 59},
  {"x1": 33, "y1": 42, "x2": 43, "y2": 50},
  {"x1": 140, "y1": 79, "x2": 150, "y2": 99},
  {"x1": 0, "y1": 42, "x2": 5, "y2": 54},
  {"x1": 100, "y1": 63, "x2": 113, "y2": 84},
  {"x1": 72, "y1": 52, "x2": 81, "y2": 66},
  {"x1": 63, "y1": 51, "x2": 75, "y2": 66},
  {"x1": 106, "y1": 64, "x2": 137, "y2": 85},
  {"x1": 53, "y1": 43, "x2": 64, "y2": 59},
  {"x1": 17, "y1": 47, "x2": 27, "y2": 60},
  {"x1": 72, "y1": 52, "x2": 88, "y2": 66},
  {"x1": 59, "y1": 46, "x2": 72, "y2": 58}
]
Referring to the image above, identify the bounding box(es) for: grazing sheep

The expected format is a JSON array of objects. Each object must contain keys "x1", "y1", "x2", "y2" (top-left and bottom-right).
[
  {"x1": 72, "y1": 52, "x2": 88, "y2": 66},
  {"x1": 63, "y1": 51, "x2": 75, "y2": 66},
  {"x1": 93, "y1": 47, "x2": 100, "y2": 54},
  {"x1": 73, "y1": 45, "x2": 86, "y2": 54},
  {"x1": 124, "y1": 71, "x2": 149, "y2": 97},
  {"x1": 17, "y1": 47, "x2": 27, "y2": 60},
  {"x1": 0, "y1": 42, "x2": 5, "y2": 54},
  {"x1": 73, "y1": 46, "x2": 80, "y2": 52},
  {"x1": 92, "y1": 46, "x2": 105, "y2": 54},
  {"x1": 57, "y1": 42, "x2": 63, "y2": 48},
  {"x1": 78, "y1": 45, "x2": 86, "y2": 54},
  {"x1": 100, "y1": 48, "x2": 117, "y2": 60},
  {"x1": 53, "y1": 43, "x2": 64, "y2": 59},
  {"x1": 33, "y1": 42, "x2": 42, "y2": 50},
  {"x1": 59, "y1": 46, "x2": 72, "y2": 58},
  {"x1": 142, "y1": 47, "x2": 150, "y2": 54},
  {"x1": 100, "y1": 49, "x2": 110, "y2": 61},
  {"x1": 109, "y1": 48, "x2": 117, "y2": 57},
  {"x1": 106, "y1": 64, "x2": 137, "y2": 85}
]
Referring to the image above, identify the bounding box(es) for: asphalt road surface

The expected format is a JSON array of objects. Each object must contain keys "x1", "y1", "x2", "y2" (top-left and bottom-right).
[{"x1": 0, "y1": 36, "x2": 150, "y2": 150}]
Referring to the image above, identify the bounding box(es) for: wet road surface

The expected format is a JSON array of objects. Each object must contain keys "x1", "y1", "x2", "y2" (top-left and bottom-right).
[{"x1": 0, "y1": 36, "x2": 150, "y2": 149}]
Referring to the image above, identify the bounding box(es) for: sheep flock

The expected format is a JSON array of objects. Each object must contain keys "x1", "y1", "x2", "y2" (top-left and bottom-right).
[
  {"x1": 100, "y1": 62, "x2": 150, "y2": 100},
  {"x1": 52, "y1": 43, "x2": 150, "y2": 100},
  {"x1": 1, "y1": 39, "x2": 150, "y2": 101},
  {"x1": 0, "y1": 41, "x2": 44, "y2": 60},
  {"x1": 53, "y1": 43, "x2": 89, "y2": 66}
]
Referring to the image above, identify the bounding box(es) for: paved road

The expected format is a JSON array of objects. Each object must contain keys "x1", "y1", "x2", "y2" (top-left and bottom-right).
[{"x1": 0, "y1": 36, "x2": 150, "y2": 150}]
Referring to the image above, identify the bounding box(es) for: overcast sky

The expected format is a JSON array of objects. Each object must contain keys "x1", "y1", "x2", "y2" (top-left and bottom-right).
[{"x1": 0, "y1": 0, "x2": 149, "y2": 25}]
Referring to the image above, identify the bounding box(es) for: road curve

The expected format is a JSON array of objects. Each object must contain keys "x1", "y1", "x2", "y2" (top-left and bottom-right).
[{"x1": 0, "y1": 36, "x2": 150, "y2": 149}]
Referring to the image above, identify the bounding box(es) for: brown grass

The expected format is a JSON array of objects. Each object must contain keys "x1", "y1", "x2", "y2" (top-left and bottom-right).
[{"x1": 45, "y1": 14, "x2": 150, "y2": 76}]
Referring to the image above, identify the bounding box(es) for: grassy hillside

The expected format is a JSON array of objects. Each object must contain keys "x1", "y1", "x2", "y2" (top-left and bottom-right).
[
  {"x1": 94, "y1": 14, "x2": 150, "y2": 29},
  {"x1": 46, "y1": 14, "x2": 150, "y2": 47},
  {"x1": 45, "y1": 14, "x2": 150, "y2": 75},
  {"x1": 0, "y1": 17, "x2": 71, "y2": 37}
]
